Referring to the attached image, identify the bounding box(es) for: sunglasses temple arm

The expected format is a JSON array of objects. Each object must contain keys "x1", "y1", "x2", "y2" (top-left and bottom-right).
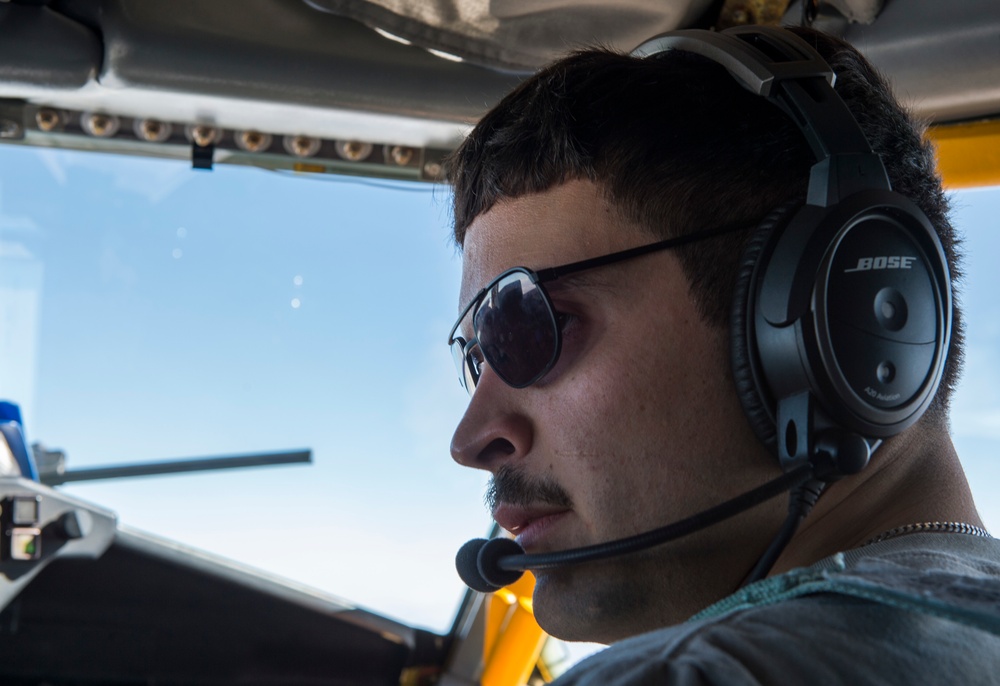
[{"x1": 535, "y1": 221, "x2": 750, "y2": 283}]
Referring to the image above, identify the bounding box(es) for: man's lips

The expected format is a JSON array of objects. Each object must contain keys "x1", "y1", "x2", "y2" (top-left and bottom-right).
[{"x1": 492, "y1": 503, "x2": 571, "y2": 549}]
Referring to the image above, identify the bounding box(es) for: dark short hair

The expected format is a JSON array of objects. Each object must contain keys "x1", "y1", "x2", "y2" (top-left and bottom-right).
[{"x1": 447, "y1": 27, "x2": 962, "y2": 421}]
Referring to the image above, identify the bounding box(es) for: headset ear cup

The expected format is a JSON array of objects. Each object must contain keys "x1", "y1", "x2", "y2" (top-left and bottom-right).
[{"x1": 730, "y1": 203, "x2": 798, "y2": 451}]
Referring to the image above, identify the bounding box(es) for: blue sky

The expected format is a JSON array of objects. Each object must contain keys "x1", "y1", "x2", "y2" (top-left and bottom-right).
[
  {"x1": 1, "y1": 144, "x2": 998, "y2": 635},
  {"x1": 0, "y1": 146, "x2": 484, "y2": 632}
]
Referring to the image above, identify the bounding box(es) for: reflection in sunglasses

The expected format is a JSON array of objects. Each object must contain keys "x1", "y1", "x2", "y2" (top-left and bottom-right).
[{"x1": 471, "y1": 272, "x2": 559, "y2": 390}]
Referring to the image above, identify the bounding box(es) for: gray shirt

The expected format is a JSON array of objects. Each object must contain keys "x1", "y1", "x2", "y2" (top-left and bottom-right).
[{"x1": 555, "y1": 532, "x2": 1000, "y2": 685}]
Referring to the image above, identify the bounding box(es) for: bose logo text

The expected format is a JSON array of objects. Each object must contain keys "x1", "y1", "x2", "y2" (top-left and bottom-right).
[{"x1": 844, "y1": 256, "x2": 916, "y2": 273}]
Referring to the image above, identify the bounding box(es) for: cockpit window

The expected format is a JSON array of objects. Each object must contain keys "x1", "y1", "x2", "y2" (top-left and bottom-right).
[{"x1": 0, "y1": 145, "x2": 486, "y2": 633}]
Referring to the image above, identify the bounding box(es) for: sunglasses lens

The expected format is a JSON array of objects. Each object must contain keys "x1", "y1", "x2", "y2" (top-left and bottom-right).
[{"x1": 473, "y1": 270, "x2": 558, "y2": 388}]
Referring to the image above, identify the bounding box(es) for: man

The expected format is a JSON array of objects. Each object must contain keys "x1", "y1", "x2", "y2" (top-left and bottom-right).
[{"x1": 447, "y1": 26, "x2": 1000, "y2": 682}]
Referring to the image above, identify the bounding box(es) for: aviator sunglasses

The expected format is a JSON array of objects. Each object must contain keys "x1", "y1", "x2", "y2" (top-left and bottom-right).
[{"x1": 449, "y1": 221, "x2": 749, "y2": 395}]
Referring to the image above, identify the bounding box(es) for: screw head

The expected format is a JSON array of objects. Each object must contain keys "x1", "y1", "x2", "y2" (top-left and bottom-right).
[
  {"x1": 190, "y1": 125, "x2": 218, "y2": 147},
  {"x1": 423, "y1": 160, "x2": 443, "y2": 179},
  {"x1": 136, "y1": 119, "x2": 172, "y2": 142},
  {"x1": 388, "y1": 145, "x2": 415, "y2": 166},
  {"x1": 238, "y1": 130, "x2": 272, "y2": 153},
  {"x1": 336, "y1": 140, "x2": 373, "y2": 161},
  {"x1": 84, "y1": 112, "x2": 120, "y2": 138},
  {"x1": 35, "y1": 108, "x2": 60, "y2": 132},
  {"x1": 284, "y1": 135, "x2": 320, "y2": 157}
]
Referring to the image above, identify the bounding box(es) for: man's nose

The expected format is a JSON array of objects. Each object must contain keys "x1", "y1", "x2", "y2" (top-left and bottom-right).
[{"x1": 450, "y1": 370, "x2": 533, "y2": 471}]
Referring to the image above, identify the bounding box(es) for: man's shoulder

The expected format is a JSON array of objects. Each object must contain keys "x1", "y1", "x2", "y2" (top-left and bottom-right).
[{"x1": 554, "y1": 533, "x2": 1000, "y2": 686}]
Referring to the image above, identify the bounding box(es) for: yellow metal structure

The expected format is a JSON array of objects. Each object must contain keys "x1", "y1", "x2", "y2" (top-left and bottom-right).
[
  {"x1": 482, "y1": 572, "x2": 548, "y2": 686},
  {"x1": 927, "y1": 119, "x2": 1000, "y2": 189}
]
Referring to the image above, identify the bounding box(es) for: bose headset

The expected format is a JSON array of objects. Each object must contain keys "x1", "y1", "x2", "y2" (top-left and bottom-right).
[{"x1": 457, "y1": 25, "x2": 952, "y2": 593}]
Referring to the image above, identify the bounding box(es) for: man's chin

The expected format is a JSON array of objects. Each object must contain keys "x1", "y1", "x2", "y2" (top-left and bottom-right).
[
  {"x1": 530, "y1": 567, "x2": 627, "y2": 644},
  {"x1": 532, "y1": 570, "x2": 593, "y2": 642}
]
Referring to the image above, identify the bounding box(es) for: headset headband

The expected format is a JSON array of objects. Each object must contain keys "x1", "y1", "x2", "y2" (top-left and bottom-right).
[{"x1": 632, "y1": 26, "x2": 891, "y2": 207}]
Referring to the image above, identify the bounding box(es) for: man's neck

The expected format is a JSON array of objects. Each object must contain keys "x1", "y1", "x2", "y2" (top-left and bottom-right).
[{"x1": 767, "y1": 425, "x2": 983, "y2": 576}]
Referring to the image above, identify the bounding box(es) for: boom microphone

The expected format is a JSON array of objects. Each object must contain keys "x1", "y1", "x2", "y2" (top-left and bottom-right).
[{"x1": 457, "y1": 462, "x2": 816, "y2": 593}]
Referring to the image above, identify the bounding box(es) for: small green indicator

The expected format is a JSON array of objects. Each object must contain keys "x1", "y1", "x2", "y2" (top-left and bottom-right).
[{"x1": 10, "y1": 528, "x2": 41, "y2": 560}]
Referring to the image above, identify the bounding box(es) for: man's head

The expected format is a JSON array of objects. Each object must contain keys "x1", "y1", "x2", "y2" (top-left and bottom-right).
[{"x1": 447, "y1": 27, "x2": 962, "y2": 642}]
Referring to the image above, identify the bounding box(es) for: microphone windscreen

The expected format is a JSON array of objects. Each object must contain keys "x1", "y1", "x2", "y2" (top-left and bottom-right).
[
  {"x1": 477, "y1": 537, "x2": 525, "y2": 589},
  {"x1": 456, "y1": 538, "x2": 501, "y2": 593}
]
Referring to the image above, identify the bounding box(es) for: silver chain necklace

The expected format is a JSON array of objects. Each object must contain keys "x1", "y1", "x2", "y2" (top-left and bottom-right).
[{"x1": 861, "y1": 521, "x2": 992, "y2": 548}]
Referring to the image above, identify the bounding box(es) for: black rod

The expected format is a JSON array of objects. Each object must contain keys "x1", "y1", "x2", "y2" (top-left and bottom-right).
[{"x1": 42, "y1": 449, "x2": 312, "y2": 486}]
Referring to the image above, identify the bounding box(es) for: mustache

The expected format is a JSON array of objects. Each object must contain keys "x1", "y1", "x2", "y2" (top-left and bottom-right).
[{"x1": 485, "y1": 464, "x2": 573, "y2": 511}]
